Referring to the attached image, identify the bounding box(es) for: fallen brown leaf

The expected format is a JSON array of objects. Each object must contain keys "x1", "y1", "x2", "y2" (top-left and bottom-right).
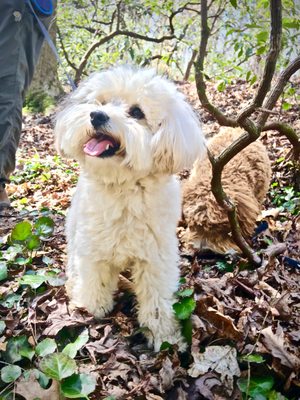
[
  {"x1": 15, "y1": 374, "x2": 60, "y2": 400},
  {"x1": 43, "y1": 300, "x2": 94, "y2": 336},
  {"x1": 188, "y1": 345, "x2": 241, "y2": 394},
  {"x1": 196, "y1": 296, "x2": 242, "y2": 341},
  {"x1": 85, "y1": 338, "x2": 118, "y2": 363},
  {"x1": 159, "y1": 356, "x2": 175, "y2": 391},
  {"x1": 194, "y1": 372, "x2": 223, "y2": 400},
  {"x1": 261, "y1": 325, "x2": 300, "y2": 370}
]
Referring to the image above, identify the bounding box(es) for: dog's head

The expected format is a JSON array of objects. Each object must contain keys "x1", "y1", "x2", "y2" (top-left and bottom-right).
[{"x1": 55, "y1": 66, "x2": 206, "y2": 178}]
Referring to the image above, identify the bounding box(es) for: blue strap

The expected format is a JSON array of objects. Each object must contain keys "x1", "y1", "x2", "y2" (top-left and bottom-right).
[
  {"x1": 29, "y1": 0, "x2": 53, "y2": 16},
  {"x1": 26, "y1": 0, "x2": 77, "y2": 91}
]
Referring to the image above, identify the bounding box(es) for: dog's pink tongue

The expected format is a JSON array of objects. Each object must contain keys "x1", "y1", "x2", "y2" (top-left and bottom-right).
[{"x1": 84, "y1": 138, "x2": 114, "y2": 156}]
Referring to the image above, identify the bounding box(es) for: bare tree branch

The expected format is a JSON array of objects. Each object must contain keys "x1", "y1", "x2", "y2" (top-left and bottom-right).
[
  {"x1": 209, "y1": 147, "x2": 262, "y2": 265},
  {"x1": 193, "y1": 0, "x2": 288, "y2": 265},
  {"x1": 195, "y1": 0, "x2": 260, "y2": 264},
  {"x1": 194, "y1": 0, "x2": 238, "y2": 127},
  {"x1": 209, "y1": 0, "x2": 227, "y2": 32},
  {"x1": 263, "y1": 121, "x2": 300, "y2": 159},
  {"x1": 57, "y1": 26, "x2": 78, "y2": 72},
  {"x1": 238, "y1": 0, "x2": 282, "y2": 122},
  {"x1": 71, "y1": 24, "x2": 98, "y2": 33},
  {"x1": 75, "y1": 31, "x2": 119, "y2": 83},
  {"x1": 184, "y1": 49, "x2": 198, "y2": 81},
  {"x1": 74, "y1": 30, "x2": 176, "y2": 82},
  {"x1": 208, "y1": 127, "x2": 262, "y2": 266},
  {"x1": 166, "y1": 24, "x2": 190, "y2": 66},
  {"x1": 117, "y1": 30, "x2": 175, "y2": 43},
  {"x1": 64, "y1": 1, "x2": 203, "y2": 82},
  {"x1": 141, "y1": 54, "x2": 163, "y2": 67},
  {"x1": 257, "y1": 56, "x2": 300, "y2": 128}
]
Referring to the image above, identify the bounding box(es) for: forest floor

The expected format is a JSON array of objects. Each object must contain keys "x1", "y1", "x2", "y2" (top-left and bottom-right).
[{"x1": 0, "y1": 80, "x2": 299, "y2": 400}]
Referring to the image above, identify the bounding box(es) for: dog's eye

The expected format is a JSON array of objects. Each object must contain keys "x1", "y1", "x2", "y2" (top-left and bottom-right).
[{"x1": 129, "y1": 106, "x2": 145, "y2": 120}]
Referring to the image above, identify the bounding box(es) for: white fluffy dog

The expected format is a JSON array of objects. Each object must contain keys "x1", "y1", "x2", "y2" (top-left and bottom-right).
[{"x1": 55, "y1": 66, "x2": 206, "y2": 351}]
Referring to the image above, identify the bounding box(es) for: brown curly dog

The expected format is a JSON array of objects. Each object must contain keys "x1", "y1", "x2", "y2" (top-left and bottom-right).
[{"x1": 182, "y1": 127, "x2": 272, "y2": 253}]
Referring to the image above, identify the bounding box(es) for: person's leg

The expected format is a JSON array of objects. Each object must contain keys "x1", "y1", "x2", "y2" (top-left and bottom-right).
[{"x1": 0, "y1": 0, "x2": 50, "y2": 207}]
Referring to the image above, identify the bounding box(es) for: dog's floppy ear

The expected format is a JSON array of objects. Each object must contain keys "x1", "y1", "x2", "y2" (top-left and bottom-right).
[{"x1": 151, "y1": 99, "x2": 206, "y2": 174}]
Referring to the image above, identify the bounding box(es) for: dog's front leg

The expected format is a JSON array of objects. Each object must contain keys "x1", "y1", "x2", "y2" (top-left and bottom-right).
[
  {"x1": 132, "y1": 261, "x2": 185, "y2": 352},
  {"x1": 69, "y1": 258, "x2": 119, "y2": 319}
]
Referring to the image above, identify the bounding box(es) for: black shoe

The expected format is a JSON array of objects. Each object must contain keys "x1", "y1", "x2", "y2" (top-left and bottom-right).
[{"x1": 0, "y1": 181, "x2": 10, "y2": 209}]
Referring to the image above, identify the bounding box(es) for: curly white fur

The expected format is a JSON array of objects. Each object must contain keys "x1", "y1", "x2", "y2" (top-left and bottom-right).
[{"x1": 55, "y1": 66, "x2": 206, "y2": 351}]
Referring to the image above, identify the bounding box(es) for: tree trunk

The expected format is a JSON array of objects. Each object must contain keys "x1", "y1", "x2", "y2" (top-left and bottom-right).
[{"x1": 30, "y1": 0, "x2": 63, "y2": 97}]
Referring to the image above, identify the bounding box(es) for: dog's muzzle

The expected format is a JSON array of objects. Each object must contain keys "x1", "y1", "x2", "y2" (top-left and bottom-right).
[{"x1": 83, "y1": 112, "x2": 120, "y2": 158}]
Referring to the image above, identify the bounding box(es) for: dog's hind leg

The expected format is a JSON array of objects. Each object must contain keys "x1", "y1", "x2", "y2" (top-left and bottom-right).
[
  {"x1": 132, "y1": 260, "x2": 185, "y2": 352},
  {"x1": 69, "y1": 258, "x2": 119, "y2": 319}
]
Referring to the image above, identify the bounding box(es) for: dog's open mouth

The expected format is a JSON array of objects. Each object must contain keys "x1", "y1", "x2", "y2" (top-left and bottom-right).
[{"x1": 83, "y1": 133, "x2": 120, "y2": 158}]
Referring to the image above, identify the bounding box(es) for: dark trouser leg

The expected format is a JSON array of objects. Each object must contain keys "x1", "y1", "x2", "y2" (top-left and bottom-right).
[{"x1": 0, "y1": 0, "x2": 51, "y2": 188}]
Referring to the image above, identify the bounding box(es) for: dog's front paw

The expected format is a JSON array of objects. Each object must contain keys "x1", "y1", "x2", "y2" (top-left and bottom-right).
[
  {"x1": 141, "y1": 318, "x2": 186, "y2": 352},
  {"x1": 71, "y1": 292, "x2": 114, "y2": 319},
  {"x1": 151, "y1": 329, "x2": 187, "y2": 352}
]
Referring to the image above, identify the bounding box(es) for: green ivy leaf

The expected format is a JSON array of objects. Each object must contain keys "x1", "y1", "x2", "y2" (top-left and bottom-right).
[
  {"x1": 0, "y1": 293, "x2": 21, "y2": 309},
  {"x1": 250, "y1": 75, "x2": 257, "y2": 85},
  {"x1": 4, "y1": 336, "x2": 35, "y2": 363},
  {"x1": 33, "y1": 217, "x2": 54, "y2": 238},
  {"x1": 229, "y1": 0, "x2": 237, "y2": 8},
  {"x1": 237, "y1": 47, "x2": 243, "y2": 57},
  {"x1": 160, "y1": 341, "x2": 173, "y2": 351},
  {"x1": 245, "y1": 47, "x2": 253, "y2": 58},
  {"x1": 11, "y1": 221, "x2": 32, "y2": 241},
  {"x1": 15, "y1": 256, "x2": 32, "y2": 265},
  {"x1": 216, "y1": 260, "x2": 234, "y2": 272},
  {"x1": 46, "y1": 271, "x2": 66, "y2": 287},
  {"x1": 246, "y1": 70, "x2": 251, "y2": 81},
  {"x1": 268, "y1": 390, "x2": 288, "y2": 400},
  {"x1": 23, "y1": 368, "x2": 50, "y2": 389},
  {"x1": 129, "y1": 47, "x2": 135, "y2": 60},
  {"x1": 42, "y1": 255, "x2": 53, "y2": 265},
  {"x1": 173, "y1": 297, "x2": 196, "y2": 320},
  {"x1": 0, "y1": 320, "x2": 6, "y2": 335},
  {"x1": 26, "y1": 235, "x2": 41, "y2": 251},
  {"x1": 176, "y1": 288, "x2": 194, "y2": 298},
  {"x1": 256, "y1": 31, "x2": 268, "y2": 42},
  {"x1": 237, "y1": 376, "x2": 274, "y2": 397},
  {"x1": 60, "y1": 373, "x2": 97, "y2": 398},
  {"x1": 0, "y1": 262, "x2": 8, "y2": 281},
  {"x1": 1, "y1": 365, "x2": 22, "y2": 383},
  {"x1": 62, "y1": 329, "x2": 89, "y2": 358},
  {"x1": 181, "y1": 318, "x2": 193, "y2": 345},
  {"x1": 40, "y1": 353, "x2": 77, "y2": 381},
  {"x1": 240, "y1": 354, "x2": 265, "y2": 363},
  {"x1": 36, "y1": 338, "x2": 57, "y2": 357},
  {"x1": 282, "y1": 17, "x2": 299, "y2": 29},
  {"x1": 217, "y1": 81, "x2": 226, "y2": 92},
  {"x1": 276, "y1": 157, "x2": 285, "y2": 164},
  {"x1": 19, "y1": 274, "x2": 48, "y2": 289},
  {"x1": 282, "y1": 102, "x2": 292, "y2": 111},
  {"x1": 3, "y1": 244, "x2": 23, "y2": 261},
  {"x1": 256, "y1": 45, "x2": 267, "y2": 55}
]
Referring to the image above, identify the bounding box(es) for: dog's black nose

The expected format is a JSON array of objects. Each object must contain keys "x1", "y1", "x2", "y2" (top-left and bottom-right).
[{"x1": 90, "y1": 111, "x2": 109, "y2": 128}]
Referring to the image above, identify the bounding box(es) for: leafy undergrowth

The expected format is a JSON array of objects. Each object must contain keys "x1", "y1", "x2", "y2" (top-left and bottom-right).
[{"x1": 0, "y1": 81, "x2": 299, "y2": 399}]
